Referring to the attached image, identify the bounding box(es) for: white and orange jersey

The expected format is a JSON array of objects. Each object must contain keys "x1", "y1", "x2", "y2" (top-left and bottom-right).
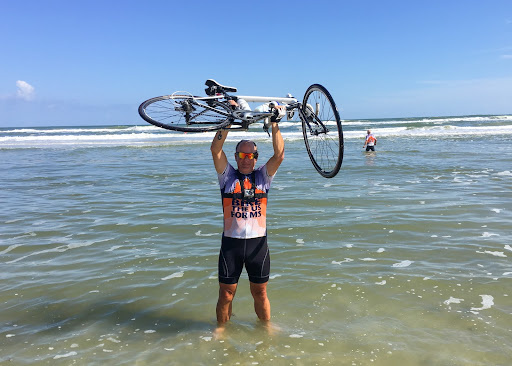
[
  {"x1": 365, "y1": 134, "x2": 376, "y2": 146},
  {"x1": 218, "y1": 164, "x2": 274, "y2": 239}
]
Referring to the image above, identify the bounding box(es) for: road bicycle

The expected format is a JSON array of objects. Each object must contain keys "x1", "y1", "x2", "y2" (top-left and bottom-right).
[{"x1": 138, "y1": 79, "x2": 344, "y2": 178}]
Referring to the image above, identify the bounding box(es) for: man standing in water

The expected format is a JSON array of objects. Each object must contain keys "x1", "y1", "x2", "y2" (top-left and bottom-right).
[
  {"x1": 210, "y1": 107, "x2": 285, "y2": 331},
  {"x1": 363, "y1": 129, "x2": 377, "y2": 152}
]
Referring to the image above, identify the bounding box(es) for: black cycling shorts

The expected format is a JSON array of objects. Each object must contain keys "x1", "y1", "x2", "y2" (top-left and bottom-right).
[{"x1": 218, "y1": 235, "x2": 270, "y2": 284}]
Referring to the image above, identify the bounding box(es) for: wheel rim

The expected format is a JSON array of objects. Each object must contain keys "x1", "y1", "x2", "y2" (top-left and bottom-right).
[
  {"x1": 302, "y1": 85, "x2": 343, "y2": 178},
  {"x1": 139, "y1": 95, "x2": 231, "y2": 132}
]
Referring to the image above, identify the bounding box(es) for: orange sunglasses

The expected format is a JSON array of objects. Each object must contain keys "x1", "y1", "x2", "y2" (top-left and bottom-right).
[{"x1": 237, "y1": 152, "x2": 259, "y2": 160}]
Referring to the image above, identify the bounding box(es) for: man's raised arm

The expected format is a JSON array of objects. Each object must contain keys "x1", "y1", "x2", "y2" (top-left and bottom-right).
[
  {"x1": 266, "y1": 121, "x2": 285, "y2": 176},
  {"x1": 211, "y1": 129, "x2": 230, "y2": 174}
]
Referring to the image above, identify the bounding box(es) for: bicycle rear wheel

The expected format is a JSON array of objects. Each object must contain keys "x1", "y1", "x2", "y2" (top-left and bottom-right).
[
  {"x1": 138, "y1": 95, "x2": 232, "y2": 132},
  {"x1": 301, "y1": 84, "x2": 344, "y2": 178}
]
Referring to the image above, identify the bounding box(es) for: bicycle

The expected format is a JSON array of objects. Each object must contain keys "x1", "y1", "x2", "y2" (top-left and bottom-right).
[{"x1": 138, "y1": 79, "x2": 344, "y2": 178}]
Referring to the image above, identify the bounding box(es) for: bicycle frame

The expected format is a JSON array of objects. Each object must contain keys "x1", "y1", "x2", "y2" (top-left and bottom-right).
[{"x1": 192, "y1": 92, "x2": 327, "y2": 135}]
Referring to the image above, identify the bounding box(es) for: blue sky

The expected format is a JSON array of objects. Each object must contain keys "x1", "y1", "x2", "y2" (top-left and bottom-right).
[{"x1": 1, "y1": 0, "x2": 511, "y2": 127}]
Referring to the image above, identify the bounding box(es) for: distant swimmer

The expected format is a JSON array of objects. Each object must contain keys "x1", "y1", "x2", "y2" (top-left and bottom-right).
[
  {"x1": 210, "y1": 104, "x2": 286, "y2": 334},
  {"x1": 363, "y1": 130, "x2": 377, "y2": 152}
]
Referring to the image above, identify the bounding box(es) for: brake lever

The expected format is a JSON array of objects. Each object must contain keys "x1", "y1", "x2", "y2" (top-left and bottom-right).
[{"x1": 263, "y1": 118, "x2": 271, "y2": 137}]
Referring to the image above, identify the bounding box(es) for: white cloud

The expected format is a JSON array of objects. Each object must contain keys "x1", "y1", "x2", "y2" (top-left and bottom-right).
[
  {"x1": 501, "y1": 55, "x2": 512, "y2": 59},
  {"x1": 16, "y1": 80, "x2": 35, "y2": 101}
]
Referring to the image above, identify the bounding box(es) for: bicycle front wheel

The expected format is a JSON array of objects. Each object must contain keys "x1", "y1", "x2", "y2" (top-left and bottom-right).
[
  {"x1": 138, "y1": 95, "x2": 232, "y2": 132},
  {"x1": 301, "y1": 84, "x2": 344, "y2": 178}
]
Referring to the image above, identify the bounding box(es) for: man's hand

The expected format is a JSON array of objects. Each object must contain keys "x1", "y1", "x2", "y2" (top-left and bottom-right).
[{"x1": 271, "y1": 105, "x2": 286, "y2": 122}]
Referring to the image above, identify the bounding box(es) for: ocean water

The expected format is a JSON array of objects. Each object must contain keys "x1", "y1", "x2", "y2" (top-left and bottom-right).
[{"x1": 1, "y1": 115, "x2": 512, "y2": 365}]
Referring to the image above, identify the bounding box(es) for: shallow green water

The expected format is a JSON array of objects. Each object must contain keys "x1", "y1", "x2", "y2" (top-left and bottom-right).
[{"x1": 1, "y1": 121, "x2": 512, "y2": 365}]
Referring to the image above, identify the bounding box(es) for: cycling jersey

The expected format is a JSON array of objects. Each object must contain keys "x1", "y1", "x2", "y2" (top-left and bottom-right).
[
  {"x1": 366, "y1": 134, "x2": 376, "y2": 146},
  {"x1": 218, "y1": 163, "x2": 273, "y2": 239}
]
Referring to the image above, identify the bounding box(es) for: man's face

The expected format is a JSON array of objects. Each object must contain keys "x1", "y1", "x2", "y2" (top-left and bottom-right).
[{"x1": 235, "y1": 141, "x2": 257, "y2": 175}]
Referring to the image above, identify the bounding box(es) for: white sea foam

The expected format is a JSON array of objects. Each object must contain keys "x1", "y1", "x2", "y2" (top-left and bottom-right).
[
  {"x1": 0, "y1": 244, "x2": 23, "y2": 255},
  {"x1": 481, "y1": 232, "x2": 500, "y2": 237},
  {"x1": 504, "y1": 245, "x2": 512, "y2": 252},
  {"x1": 6, "y1": 238, "x2": 111, "y2": 264},
  {"x1": 332, "y1": 258, "x2": 354, "y2": 265},
  {"x1": 497, "y1": 171, "x2": 512, "y2": 176},
  {"x1": 54, "y1": 351, "x2": 77, "y2": 359},
  {"x1": 2, "y1": 115, "x2": 512, "y2": 148},
  {"x1": 444, "y1": 297, "x2": 464, "y2": 305},
  {"x1": 105, "y1": 245, "x2": 122, "y2": 252},
  {"x1": 195, "y1": 230, "x2": 217, "y2": 237},
  {"x1": 5, "y1": 218, "x2": 23, "y2": 224},
  {"x1": 343, "y1": 124, "x2": 512, "y2": 139},
  {"x1": 344, "y1": 115, "x2": 512, "y2": 127},
  {"x1": 2, "y1": 126, "x2": 157, "y2": 134},
  {"x1": 471, "y1": 295, "x2": 494, "y2": 311},
  {"x1": 393, "y1": 260, "x2": 413, "y2": 268},
  {"x1": 161, "y1": 271, "x2": 184, "y2": 280},
  {"x1": 476, "y1": 250, "x2": 507, "y2": 257}
]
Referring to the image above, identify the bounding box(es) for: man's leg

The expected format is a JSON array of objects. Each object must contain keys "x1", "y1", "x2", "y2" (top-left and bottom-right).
[
  {"x1": 217, "y1": 283, "x2": 237, "y2": 324},
  {"x1": 250, "y1": 281, "x2": 270, "y2": 321}
]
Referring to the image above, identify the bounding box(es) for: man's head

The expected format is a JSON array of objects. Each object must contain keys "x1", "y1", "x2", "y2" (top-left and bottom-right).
[
  {"x1": 235, "y1": 140, "x2": 258, "y2": 174},
  {"x1": 367, "y1": 130, "x2": 371, "y2": 135}
]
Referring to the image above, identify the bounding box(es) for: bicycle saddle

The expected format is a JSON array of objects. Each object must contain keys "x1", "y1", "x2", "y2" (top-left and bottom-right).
[{"x1": 205, "y1": 79, "x2": 237, "y2": 95}]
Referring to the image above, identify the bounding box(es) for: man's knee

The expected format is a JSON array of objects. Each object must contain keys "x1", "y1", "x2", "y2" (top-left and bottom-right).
[
  {"x1": 218, "y1": 285, "x2": 237, "y2": 303},
  {"x1": 250, "y1": 284, "x2": 268, "y2": 301}
]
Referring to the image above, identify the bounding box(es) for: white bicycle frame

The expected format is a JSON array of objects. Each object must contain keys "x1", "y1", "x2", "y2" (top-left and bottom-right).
[
  {"x1": 194, "y1": 94, "x2": 298, "y2": 106},
  {"x1": 175, "y1": 82, "x2": 321, "y2": 132},
  {"x1": 235, "y1": 95, "x2": 298, "y2": 104},
  {"x1": 195, "y1": 94, "x2": 317, "y2": 120},
  {"x1": 191, "y1": 93, "x2": 302, "y2": 130}
]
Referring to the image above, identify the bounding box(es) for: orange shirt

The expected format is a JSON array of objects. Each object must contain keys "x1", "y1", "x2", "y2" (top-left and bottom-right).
[
  {"x1": 366, "y1": 134, "x2": 376, "y2": 146},
  {"x1": 218, "y1": 164, "x2": 274, "y2": 239}
]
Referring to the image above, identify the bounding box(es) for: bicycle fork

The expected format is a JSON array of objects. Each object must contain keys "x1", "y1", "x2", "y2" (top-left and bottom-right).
[{"x1": 299, "y1": 104, "x2": 329, "y2": 136}]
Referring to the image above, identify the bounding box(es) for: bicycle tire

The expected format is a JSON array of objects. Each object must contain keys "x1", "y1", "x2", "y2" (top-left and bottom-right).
[
  {"x1": 301, "y1": 84, "x2": 344, "y2": 178},
  {"x1": 138, "y1": 95, "x2": 232, "y2": 132}
]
